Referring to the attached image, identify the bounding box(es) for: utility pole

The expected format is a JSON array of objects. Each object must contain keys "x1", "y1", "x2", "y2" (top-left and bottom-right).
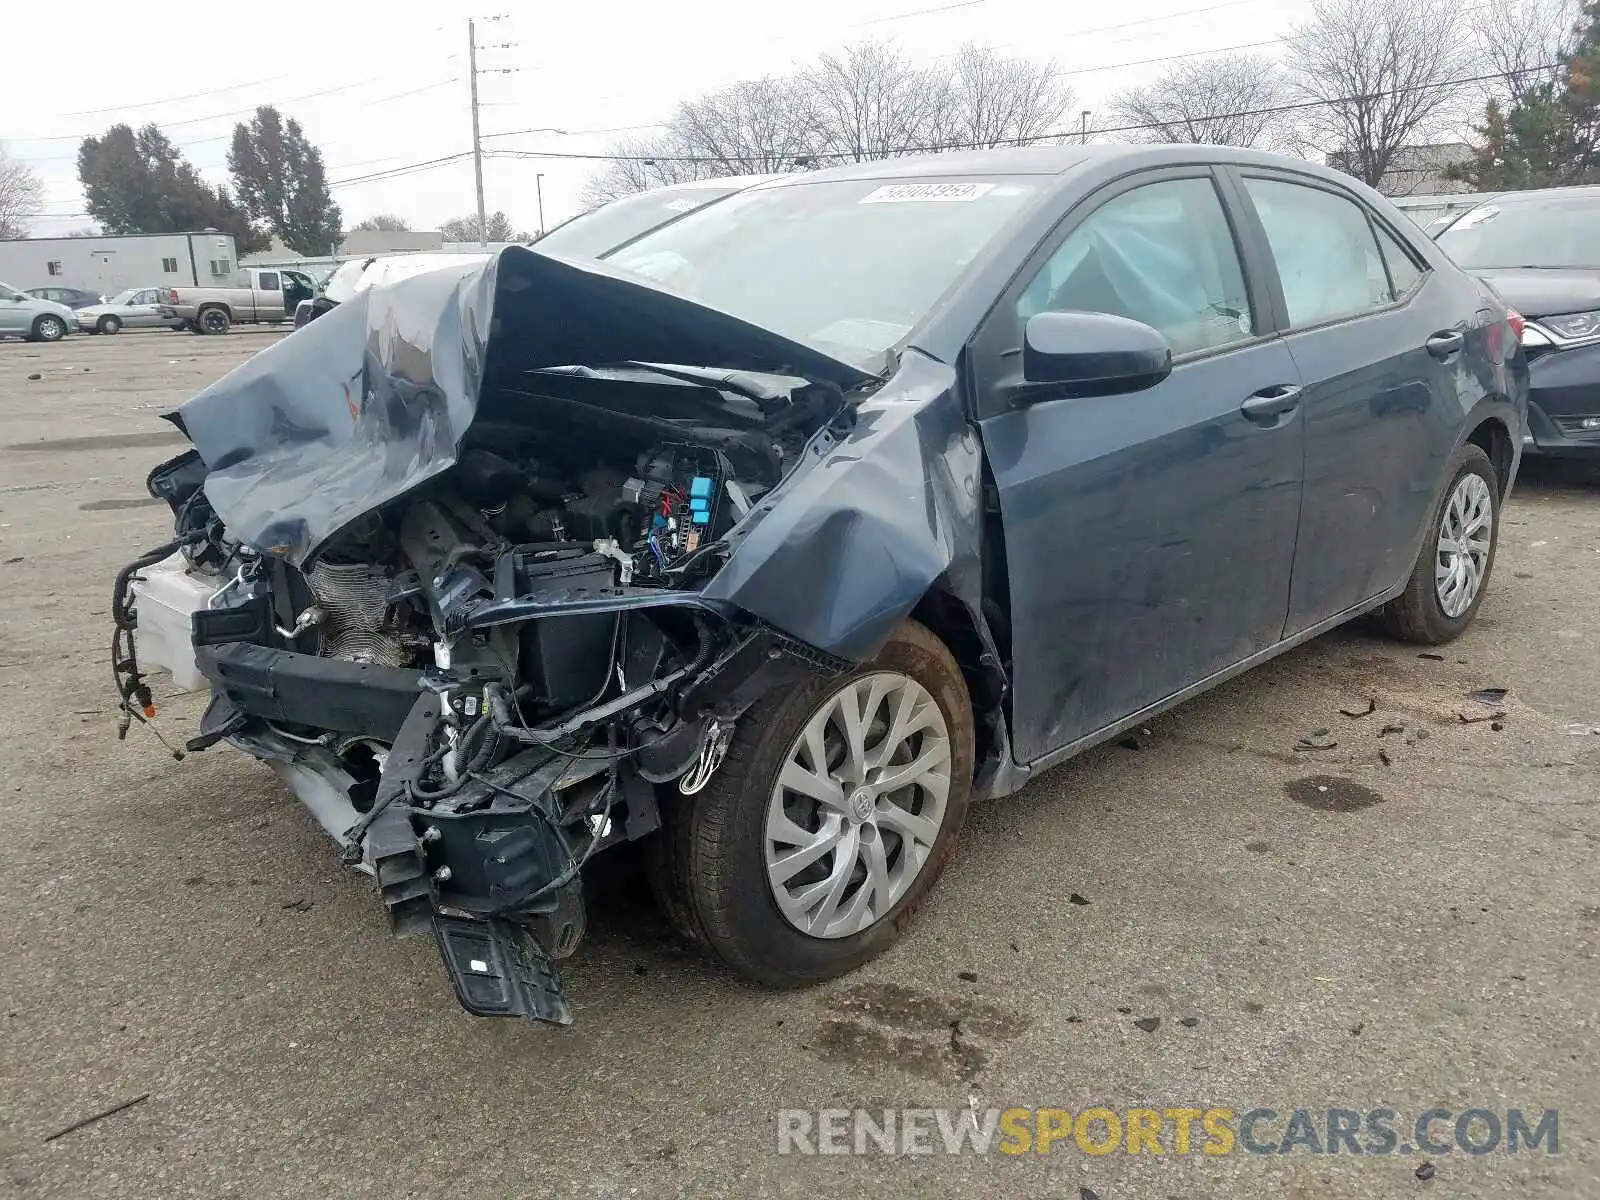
[
  {"x1": 468, "y1": 19, "x2": 487, "y2": 247},
  {"x1": 535, "y1": 173, "x2": 545, "y2": 236},
  {"x1": 1080, "y1": 110, "x2": 1092, "y2": 145}
]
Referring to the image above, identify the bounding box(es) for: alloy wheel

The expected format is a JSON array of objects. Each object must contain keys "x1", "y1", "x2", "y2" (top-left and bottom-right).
[
  {"x1": 764, "y1": 672, "x2": 951, "y2": 939},
  {"x1": 1435, "y1": 472, "x2": 1493, "y2": 618}
]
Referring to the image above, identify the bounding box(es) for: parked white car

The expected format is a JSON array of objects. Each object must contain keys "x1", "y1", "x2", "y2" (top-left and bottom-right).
[{"x1": 0, "y1": 280, "x2": 75, "y2": 342}]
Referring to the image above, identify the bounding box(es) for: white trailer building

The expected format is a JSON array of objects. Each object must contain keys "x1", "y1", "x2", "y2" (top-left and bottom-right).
[{"x1": 0, "y1": 231, "x2": 240, "y2": 296}]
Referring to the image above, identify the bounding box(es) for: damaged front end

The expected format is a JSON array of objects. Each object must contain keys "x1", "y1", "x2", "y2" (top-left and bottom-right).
[{"x1": 112, "y1": 247, "x2": 883, "y2": 1023}]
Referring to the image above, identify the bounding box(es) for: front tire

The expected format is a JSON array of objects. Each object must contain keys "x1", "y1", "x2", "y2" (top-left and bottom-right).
[
  {"x1": 648, "y1": 619, "x2": 973, "y2": 987},
  {"x1": 97, "y1": 314, "x2": 122, "y2": 335},
  {"x1": 30, "y1": 314, "x2": 67, "y2": 343},
  {"x1": 1379, "y1": 443, "x2": 1499, "y2": 644}
]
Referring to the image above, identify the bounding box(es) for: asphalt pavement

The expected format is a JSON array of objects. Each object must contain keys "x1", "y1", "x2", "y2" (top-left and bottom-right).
[{"x1": 1, "y1": 329, "x2": 1597, "y2": 1199}]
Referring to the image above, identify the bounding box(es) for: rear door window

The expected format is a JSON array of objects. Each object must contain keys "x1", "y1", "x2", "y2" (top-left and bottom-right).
[
  {"x1": 257, "y1": 271, "x2": 280, "y2": 291},
  {"x1": 1243, "y1": 177, "x2": 1395, "y2": 327},
  {"x1": 1374, "y1": 222, "x2": 1426, "y2": 299}
]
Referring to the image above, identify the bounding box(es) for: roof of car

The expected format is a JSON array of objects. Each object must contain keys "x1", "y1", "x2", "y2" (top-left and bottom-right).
[
  {"x1": 655, "y1": 173, "x2": 787, "y2": 190},
  {"x1": 1455, "y1": 184, "x2": 1600, "y2": 207},
  {"x1": 751, "y1": 143, "x2": 1366, "y2": 188}
]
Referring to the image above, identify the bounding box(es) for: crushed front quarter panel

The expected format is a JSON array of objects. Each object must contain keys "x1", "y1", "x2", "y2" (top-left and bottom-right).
[{"x1": 703, "y1": 349, "x2": 989, "y2": 663}]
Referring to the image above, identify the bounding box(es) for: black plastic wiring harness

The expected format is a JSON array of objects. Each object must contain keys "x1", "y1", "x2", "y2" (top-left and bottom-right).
[{"x1": 110, "y1": 535, "x2": 207, "y2": 757}]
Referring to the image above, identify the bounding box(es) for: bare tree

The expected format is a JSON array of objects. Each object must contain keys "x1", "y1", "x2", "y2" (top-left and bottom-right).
[
  {"x1": 933, "y1": 43, "x2": 1075, "y2": 149},
  {"x1": 583, "y1": 38, "x2": 1083, "y2": 201},
  {"x1": 578, "y1": 133, "x2": 717, "y2": 209},
  {"x1": 0, "y1": 145, "x2": 43, "y2": 239},
  {"x1": 1111, "y1": 53, "x2": 1290, "y2": 147},
  {"x1": 581, "y1": 75, "x2": 818, "y2": 207},
  {"x1": 439, "y1": 211, "x2": 530, "y2": 242},
  {"x1": 804, "y1": 40, "x2": 942, "y2": 160},
  {"x1": 1477, "y1": 0, "x2": 1582, "y2": 103},
  {"x1": 349, "y1": 213, "x2": 411, "y2": 232},
  {"x1": 674, "y1": 75, "x2": 822, "y2": 172},
  {"x1": 1285, "y1": 0, "x2": 1477, "y2": 188}
]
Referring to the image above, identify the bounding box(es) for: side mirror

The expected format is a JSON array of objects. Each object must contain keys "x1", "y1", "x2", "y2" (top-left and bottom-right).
[{"x1": 1020, "y1": 310, "x2": 1173, "y2": 399}]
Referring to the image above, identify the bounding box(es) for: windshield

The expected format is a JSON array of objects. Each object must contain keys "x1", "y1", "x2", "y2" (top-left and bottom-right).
[
  {"x1": 109, "y1": 289, "x2": 138, "y2": 304},
  {"x1": 606, "y1": 176, "x2": 1041, "y2": 369},
  {"x1": 322, "y1": 260, "x2": 372, "y2": 304},
  {"x1": 1437, "y1": 192, "x2": 1600, "y2": 268},
  {"x1": 536, "y1": 183, "x2": 753, "y2": 259}
]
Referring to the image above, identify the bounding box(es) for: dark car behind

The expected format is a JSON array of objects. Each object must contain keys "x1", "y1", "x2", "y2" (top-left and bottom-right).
[
  {"x1": 26, "y1": 286, "x2": 104, "y2": 310},
  {"x1": 1436, "y1": 186, "x2": 1600, "y2": 458}
]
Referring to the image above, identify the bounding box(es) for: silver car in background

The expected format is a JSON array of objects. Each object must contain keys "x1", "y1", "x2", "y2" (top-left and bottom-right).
[
  {"x1": 76, "y1": 288, "x2": 181, "y2": 335},
  {"x1": 0, "y1": 280, "x2": 75, "y2": 342}
]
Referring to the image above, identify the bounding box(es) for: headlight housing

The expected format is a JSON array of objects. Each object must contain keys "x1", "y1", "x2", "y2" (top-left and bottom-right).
[{"x1": 1540, "y1": 310, "x2": 1600, "y2": 341}]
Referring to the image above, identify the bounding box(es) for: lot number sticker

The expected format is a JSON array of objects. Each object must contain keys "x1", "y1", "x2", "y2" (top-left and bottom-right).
[{"x1": 860, "y1": 182, "x2": 996, "y2": 204}]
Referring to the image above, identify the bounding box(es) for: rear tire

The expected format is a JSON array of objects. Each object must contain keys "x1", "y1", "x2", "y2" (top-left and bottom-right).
[
  {"x1": 30, "y1": 314, "x2": 67, "y2": 343},
  {"x1": 196, "y1": 307, "x2": 230, "y2": 335},
  {"x1": 646, "y1": 619, "x2": 973, "y2": 987},
  {"x1": 97, "y1": 314, "x2": 122, "y2": 335},
  {"x1": 1378, "y1": 443, "x2": 1499, "y2": 644}
]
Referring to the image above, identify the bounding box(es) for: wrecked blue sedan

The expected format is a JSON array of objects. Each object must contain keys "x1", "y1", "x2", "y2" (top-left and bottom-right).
[{"x1": 113, "y1": 146, "x2": 1527, "y2": 1024}]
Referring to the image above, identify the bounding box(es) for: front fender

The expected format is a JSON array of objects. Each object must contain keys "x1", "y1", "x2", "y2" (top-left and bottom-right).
[{"x1": 702, "y1": 351, "x2": 987, "y2": 662}]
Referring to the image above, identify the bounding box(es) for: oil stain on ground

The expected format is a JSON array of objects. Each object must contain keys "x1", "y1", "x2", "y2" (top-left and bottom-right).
[
  {"x1": 7, "y1": 431, "x2": 184, "y2": 454},
  {"x1": 78, "y1": 498, "x2": 166, "y2": 512},
  {"x1": 1286, "y1": 775, "x2": 1385, "y2": 812},
  {"x1": 816, "y1": 981, "x2": 1028, "y2": 1083}
]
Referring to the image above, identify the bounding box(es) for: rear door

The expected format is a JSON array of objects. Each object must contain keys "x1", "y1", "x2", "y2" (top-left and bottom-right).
[
  {"x1": 971, "y1": 168, "x2": 1306, "y2": 762},
  {"x1": 1227, "y1": 170, "x2": 1462, "y2": 630}
]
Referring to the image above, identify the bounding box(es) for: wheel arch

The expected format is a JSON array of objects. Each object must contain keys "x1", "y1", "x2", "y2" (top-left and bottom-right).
[
  {"x1": 908, "y1": 583, "x2": 1009, "y2": 787},
  {"x1": 1464, "y1": 412, "x2": 1515, "y2": 498}
]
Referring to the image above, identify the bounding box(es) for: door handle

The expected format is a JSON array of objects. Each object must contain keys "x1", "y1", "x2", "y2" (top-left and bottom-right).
[
  {"x1": 1426, "y1": 330, "x2": 1465, "y2": 359},
  {"x1": 1240, "y1": 384, "x2": 1302, "y2": 422}
]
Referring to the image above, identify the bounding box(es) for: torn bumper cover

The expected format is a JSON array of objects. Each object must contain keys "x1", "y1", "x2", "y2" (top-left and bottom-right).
[{"x1": 113, "y1": 245, "x2": 997, "y2": 1023}]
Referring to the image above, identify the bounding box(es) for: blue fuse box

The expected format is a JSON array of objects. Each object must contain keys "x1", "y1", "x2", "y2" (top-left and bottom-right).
[{"x1": 689, "y1": 476, "x2": 714, "y2": 525}]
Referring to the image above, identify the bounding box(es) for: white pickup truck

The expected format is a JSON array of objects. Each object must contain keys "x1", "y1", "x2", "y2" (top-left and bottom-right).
[{"x1": 157, "y1": 266, "x2": 319, "y2": 334}]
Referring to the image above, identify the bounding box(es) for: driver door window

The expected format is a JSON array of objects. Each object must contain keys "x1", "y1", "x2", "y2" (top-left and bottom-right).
[{"x1": 1016, "y1": 177, "x2": 1254, "y2": 357}]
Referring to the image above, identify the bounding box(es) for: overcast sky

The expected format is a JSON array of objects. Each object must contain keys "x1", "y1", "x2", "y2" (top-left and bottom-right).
[{"x1": 7, "y1": 0, "x2": 1315, "y2": 240}]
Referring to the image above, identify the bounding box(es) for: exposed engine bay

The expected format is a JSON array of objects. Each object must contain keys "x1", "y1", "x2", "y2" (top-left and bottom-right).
[
  {"x1": 115, "y1": 360, "x2": 859, "y2": 1024},
  {"x1": 106, "y1": 244, "x2": 1005, "y2": 1029}
]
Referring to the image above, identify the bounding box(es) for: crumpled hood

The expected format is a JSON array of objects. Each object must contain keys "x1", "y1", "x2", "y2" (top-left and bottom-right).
[
  {"x1": 167, "y1": 245, "x2": 876, "y2": 565},
  {"x1": 1471, "y1": 268, "x2": 1600, "y2": 318}
]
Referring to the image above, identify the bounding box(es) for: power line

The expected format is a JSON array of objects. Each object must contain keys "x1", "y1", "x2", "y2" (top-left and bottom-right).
[
  {"x1": 11, "y1": 73, "x2": 449, "y2": 143},
  {"x1": 57, "y1": 72, "x2": 300, "y2": 117},
  {"x1": 1051, "y1": 37, "x2": 1283, "y2": 78},
  {"x1": 853, "y1": 0, "x2": 990, "y2": 27},
  {"x1": 481, "y1": 122, "x2": 669, "y2": 142},
  {"x1": 329, "y1": 152, "x2": 475, "y2": 188},
  {"x1": 478, "y1": 62, "x2": 1556, "y2": 166},
  {"x1": 17, "y1": 79, "x2": 462, "y2": 164},
  {"x1": 474, "y1": 33, "x2": 1293, "y2": 152}
]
